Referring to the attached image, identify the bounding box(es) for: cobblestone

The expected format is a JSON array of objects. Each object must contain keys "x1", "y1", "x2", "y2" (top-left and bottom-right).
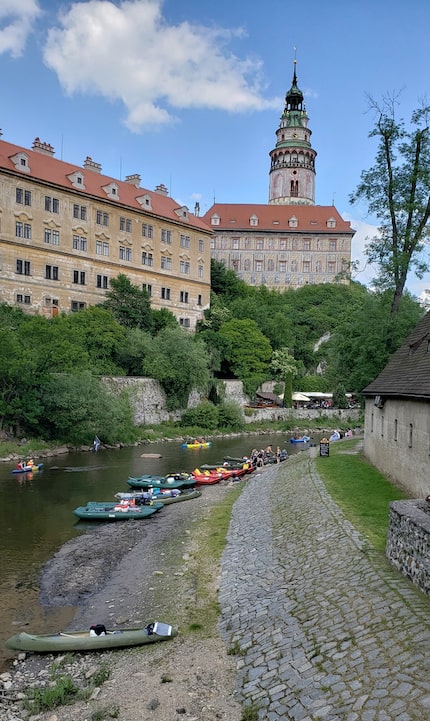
[{"x1": 219, "y1": 453, "x2": 430, "y2": 720}]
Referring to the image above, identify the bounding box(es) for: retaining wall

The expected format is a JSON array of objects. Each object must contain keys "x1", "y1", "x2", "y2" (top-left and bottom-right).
[{"x1": 386, "y1": 500, "x2": 430, "y2": 597}]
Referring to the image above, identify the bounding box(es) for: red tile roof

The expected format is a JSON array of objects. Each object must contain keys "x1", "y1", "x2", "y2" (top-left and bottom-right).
[
  {"x1": 202, "y1": 203, "x2": 354, "y2": 234},
  {"x1": 0, "y1": 138, "x2": 211, "y2": 233}
]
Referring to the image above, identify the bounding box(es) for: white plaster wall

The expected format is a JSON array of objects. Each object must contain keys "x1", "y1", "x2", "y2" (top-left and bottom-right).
[{"x1": 364, "y1": 398, "x2": 430, "y2": 497}]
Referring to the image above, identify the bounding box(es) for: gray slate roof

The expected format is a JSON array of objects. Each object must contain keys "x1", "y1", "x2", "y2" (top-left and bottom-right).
[{"x1": 362, "y1": 310, "x2": 430, "y2": 399}]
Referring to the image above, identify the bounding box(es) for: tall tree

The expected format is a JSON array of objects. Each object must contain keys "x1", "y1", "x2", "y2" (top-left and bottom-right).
[
  {"x1": 270, "y1": 348, "x2": 299, "y2": 408},
  {"x1": 101, "y1": 274, "x2": 153, "y2": 330},
  {"x1": 350, "y1": 97, "x2": 430, "y2": 315}
]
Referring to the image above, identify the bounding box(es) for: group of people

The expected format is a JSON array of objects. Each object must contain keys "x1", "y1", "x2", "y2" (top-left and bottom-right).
[
  {"x1": 329, "y1": 428, "x2": 353, "y2": 442},
  {"x1": 249, "y1": 445, "x2": 288, "y2": 467},
  {"x1": 16, "y1": 458, "x2": 35, "y2": 470}
]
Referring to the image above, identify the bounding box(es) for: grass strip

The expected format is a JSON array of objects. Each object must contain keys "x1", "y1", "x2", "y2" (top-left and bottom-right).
[{"x1": 315, "y1": 439, "x2": 409, "y2": 551}]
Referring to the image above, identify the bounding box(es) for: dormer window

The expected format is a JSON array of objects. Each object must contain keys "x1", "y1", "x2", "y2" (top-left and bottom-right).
[
  {"x1": 288, "y1": 216, "x2": 298, "y2": 228},
  {"x1": 174, "y1": 206, "x2": 189, "y2": 221},
  {"x1": 136, "y1": 193, "x2": 152, "y2": 210},
  {"x1": 102, "y1": 182, "x2": 119, "y2": 201},
  {"x1": 67, "y1": 171, "x2": 86, "y2": 190},
  {"x1": 250, "y1": 214, "x2": 258, "y2": 227},
  {"x1": 10, "y1": 152, "x2": 30, "y2": 173},
  {"x1": 327, "y1": 217, "x2": 337, "y2": 228},
  {"x1": 211, "y1": 214, "x2": 220, "y2": 226}
]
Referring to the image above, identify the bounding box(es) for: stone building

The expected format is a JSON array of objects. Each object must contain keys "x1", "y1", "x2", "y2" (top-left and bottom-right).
[
  {"x1": 0, "y1": 135, "x2": 212, "y2": 329},
  {"x1": 362, "y1": 310, "x2": 430, "y2": 497},
  {"x1": 203, "y1": 62, "x2": 355, "y2": 289}
]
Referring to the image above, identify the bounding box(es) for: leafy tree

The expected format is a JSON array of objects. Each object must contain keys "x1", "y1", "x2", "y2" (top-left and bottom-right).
[
  {"x1": 350, "y1": 96, "x2": 430, "y2": 315},
  {"x1": 142, "y1": 327, "x2": 211, "y2": 410},
  {"x1": 218, "y1": 318, "x2": 272, "y2": 397},
  {"x1": 181, "y1": 402, "x2": 219, "y2": 430},
  {"x1": 332, "y1": 383, "x2": 349, "y2": 409},
  {"x1": 101, "y1": 274, "x2": 153, "y2": 330},
  {"x1": 210, "y1": 259, "x2": 248, "y2": 300},
  {"x1": 117, "y1": 327, "x2": 153, "y2": 376},
  {"x1": 216, "y1": 400, "x2": 244, "y2": 430},
  {"x1": 270, "y1": 348, "x2": 299, "y2": 408},
  {"x1": 63, "y1": 306, "x2": 126, "y2": 374}
]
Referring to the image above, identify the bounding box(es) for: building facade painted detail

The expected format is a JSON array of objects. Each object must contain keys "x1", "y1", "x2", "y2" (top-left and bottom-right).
[
  {"x1": 204, "y1": 62, "x2": 354, "y2": 290},
  {"x1": 269, "y1": 61, "x2": 316, "y2": 206},
  {"x1": 0, "y1": 136, "x2": 212, "y2": 329}
]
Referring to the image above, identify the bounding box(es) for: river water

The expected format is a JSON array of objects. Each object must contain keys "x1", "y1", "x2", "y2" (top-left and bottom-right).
[{"x1": 0, "y1": 432, "x2": 320, "y2": 670}]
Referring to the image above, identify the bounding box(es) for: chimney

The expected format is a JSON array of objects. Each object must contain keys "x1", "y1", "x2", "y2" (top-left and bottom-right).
[
  {"x1": 125, "y1": 173, "x2": 141, "y2": 188},
  {"x1": 154, "y1": 183, "x2": 168, "y2": 196},
  {"x1": 32, "y1": 138, "x2": 55, "y2": 156},
  {"x1": 83, "y1": 156, "x2": 102, "y2": 173},
  {"x1": 194, "y1": 201, "x2": 200, "y2": 217}
]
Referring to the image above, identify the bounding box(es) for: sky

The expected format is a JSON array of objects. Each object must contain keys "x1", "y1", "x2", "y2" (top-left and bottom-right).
[{"x1": 2, "y1": 0, "x2": 430, "y2": 301}]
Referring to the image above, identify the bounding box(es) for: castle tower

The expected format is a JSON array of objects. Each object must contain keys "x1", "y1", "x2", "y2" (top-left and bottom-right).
[{"x1": 268, "y1": 60, "x2": 316, "y2": 206}]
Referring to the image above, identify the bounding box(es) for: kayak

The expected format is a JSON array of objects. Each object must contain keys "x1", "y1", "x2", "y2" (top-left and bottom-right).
[
  {"x1": 289, "y1": 436, "x2": 310, "y2": 443},
  {"x1": 72, "y1": 500, "x2": 163, "y2": 521},
  {"x1": 181, "y1": 441, "x2": 212, "y2": 449},
  {"x1": 127, "y1": 475, "x2": 196, "y2": 490},
  {"x1": 11, "y1": 463, "x2": 43, "y2": 474},
  {"x1": 5, "y1": 620, "x2": 177, "y2": 653},
  {"x1": 115, "y1": 488, "x2": 202, "y2": 505}
]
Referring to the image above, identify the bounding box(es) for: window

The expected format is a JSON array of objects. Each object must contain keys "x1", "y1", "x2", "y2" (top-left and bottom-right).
[
  {"x1": 232, "y1": 238, "x2": 239, "y2": 250},
  {"x1": 73, "y1": 270, "x2": 86, "y2": 285},
  {"x1": 44, "y1": 229, "x2": 60, "y2": 245},
  {"x1": 161, "y1": 229, "x2": 172, "y2": 244},
  {"x1": 290, "y1": 180, "x2": 299, "y2": 197},
  {"x1": 96, "y1": 274, "x2": 109, "y2": 289},
  {"x1": 180, "y1": 291, "x2": 189, "y2": 303},
  {"x1": 329, "y1": 240, "x2": 337, "y2": 251},
  {"x1": 142, "y1": 283, "x2": 152, "y2": 296},
  {"x1": 409, "y1": 423, "x2": 413, "y2": 448},
  {"x1": 16, "y1": 221, "x2": 32, "y2": 239},
  {"x1": 256, "y1": 239, "x2": 263, "y2": 250},
  {"x1": 45, "y1": 196, "x2": 59, "y2": 213},
  {"x1": 180, "y1": 260, "x2": 190, "y2": 274},
  {"x1": 16, "y1": 188, "x2": 31, "y2": 205},
  {"x1": 303, "y1": 239, "x2": 311, "y2": 251},
  {"x1": 73, "y1": 235, "x2": 87, "y2": 251},
  {"x1": 161, "y1": 256, "x2": 172, "y2": 270},
  {"x1": 179, "y1": 318, "x2": 191, "y2": 328},
  {"x1": 71, "y1": 301, "x2": 86, "y2": 312},
  {"x1": 119, "y1": 246, "x2": 132, "y2": 261},
  {"x1": 394, "y1": 419, "x2": 398, "y2": 442},
  {"x1": 16, "y1": 259, "x2": 31, "y2": 275},
  {"x1": 45, "y1": 265, "x2": 59, "y2": 280},
  {"x1": 255, "y1": 260, "x2": 263, "y2": 272},
  {"x1": 328, "y1": 261, "x2": 336, "y2": 273},
  {"x1": 96, "y1": 210, "x2": 109, "y2": 226},
  {"x1": 180, "y1": 234, "x2": 190, "y2": 248},
  {"x1": 16, "y1": 294, "x2": 31, "y2": 304},
  {"x1": 303, "y1": 260, "x2": 311, "y2": 273},
  {"x1": 96, "y1": 240, "x2": 109, "y2": 256},
  {"x1": 73, "y1": 204, "x2": 87, "y2": 220},
  {"x1": 280, "y1": 239, "x2": 287, "y2": 250},
  {"x1": 279, "y1": 261, "x2": 287, "y2": 273},
  {"x1": 120, "y1": 217, "x2": 132, "y2": 232},
  {"x1": 142, "y1": 251, "x2": 153, "y2": 266},
  {"x1": 161, "y1": 287, "x2": 171, "y2": 300},
  {"x1": 197, "y1": 294, "x2": 202, "y2": 306},
  {"x1": 381, "y1": 415, "x2": 384, "y2": 438},
  {"x1": 198, "y1": 265, "x2": 203, "y2": 278},
  {"x1": 199, "y1": 239, "x2": 204, "y2": 252},
  {"x1": 142, "y1": 223, "x2": 153, "y2": 238}
]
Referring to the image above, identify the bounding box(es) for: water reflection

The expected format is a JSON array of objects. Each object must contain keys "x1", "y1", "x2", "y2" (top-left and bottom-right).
[{"x1": 0, "y1": 432, "x2": 321, "y2": 669}]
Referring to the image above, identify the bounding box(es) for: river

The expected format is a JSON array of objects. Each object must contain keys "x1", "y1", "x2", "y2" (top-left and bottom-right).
[{"x1": 0, "y1": 432, "x2": 321, "y2": 670}]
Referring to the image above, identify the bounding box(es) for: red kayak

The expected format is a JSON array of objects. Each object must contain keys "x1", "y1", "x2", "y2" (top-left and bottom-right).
[{"x1": 191, "y1": 466, "x2": 248, "y2": 485}]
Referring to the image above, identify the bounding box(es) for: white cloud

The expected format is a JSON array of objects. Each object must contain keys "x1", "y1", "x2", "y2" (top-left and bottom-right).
[
  {"x1": 43, "y1": 0, "x2": 278, "y2": 131},
  {"x1": 0, "y1": 0, "x2": 41, "y2": 57},
  {"x1": 345, "y1": 216, "x2": 379, "y2": 288}
]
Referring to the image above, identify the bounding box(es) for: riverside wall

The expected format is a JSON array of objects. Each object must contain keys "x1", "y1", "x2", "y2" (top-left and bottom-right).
[
  {"x1": 103, "y1": 377, "x2": 361, "y2": 427},
  {"x1": 386, "y1": 500, "x2": 430, "y2": 597}
]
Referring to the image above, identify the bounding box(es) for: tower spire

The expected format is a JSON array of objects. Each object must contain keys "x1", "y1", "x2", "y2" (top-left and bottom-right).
[{"x1": 268, "y1": 53, "x2": 317, "y2": 206}]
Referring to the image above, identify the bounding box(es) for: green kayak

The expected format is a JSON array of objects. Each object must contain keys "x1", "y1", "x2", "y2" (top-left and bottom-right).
[
  {"x1": 5, "y1": 620, "x2": 177, "y2": 653},
  {"x1": 73, "y1": 500, "x2": 163, "y2": 521},
  {"x1": 127, "y1": 475, "x2": 196, "y2": 490}
]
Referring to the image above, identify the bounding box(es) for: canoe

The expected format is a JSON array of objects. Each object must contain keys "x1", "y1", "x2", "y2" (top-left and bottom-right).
[
  {"x1": 5, "y1": 620, "x2": 177, "y2": 653},
  {"x1": 72, "y1": 500, "x2": 163, "y2": 521},
  {"x1": 127, "y1": 475, "x2": 196, "y2": 490},
  {"x1": 11, "y1": 463, "x2": 43, "y2": 474},
  {"x1": 115, "y1": 488, "x2": 202, "y2": 505},
  {"x1": 289, "y1": 436, "x2": 311, "y2": 443},
  {"x1": 181, "y1": 441, "x2": 212, "y2": 449}
]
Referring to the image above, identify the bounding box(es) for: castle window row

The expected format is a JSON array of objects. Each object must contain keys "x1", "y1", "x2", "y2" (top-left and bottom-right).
[
  {"x1": 212, "y1": 236, "x2": 341, "y2": 252},
  {"x1": 227, "y1": 257, "x2": 343, "y2": 274}
]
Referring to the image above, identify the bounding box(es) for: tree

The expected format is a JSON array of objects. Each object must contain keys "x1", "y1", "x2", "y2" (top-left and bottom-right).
[
  {"x1": 350, "y1": 96, "x2": 430, "y2": 315},
  {"x1": 101, "y1": 274, "x2": 153, "y2": 330},
  {"x1": 270, "y1": 348, "x2": 299, "y2": 408},
  {"x1": 218, "y1": 318, "x2": 272, "y2": 397}
]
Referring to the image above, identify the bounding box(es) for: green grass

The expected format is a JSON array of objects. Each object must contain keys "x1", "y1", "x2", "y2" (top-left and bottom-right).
[{"x1": 315, "y1": 439, "x2": 409, "y2": 550}]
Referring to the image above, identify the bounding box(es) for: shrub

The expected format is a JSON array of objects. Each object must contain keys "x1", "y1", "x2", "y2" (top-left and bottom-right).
[
  {"x1": 180, "y1": 402, "x2": 219, "y2": 429},
  {"x1": 216, "y1": 400, "x2": 245, "y2": 431}
]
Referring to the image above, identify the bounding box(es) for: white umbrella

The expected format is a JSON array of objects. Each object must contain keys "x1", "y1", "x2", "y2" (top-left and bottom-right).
[{"x1": 292, "y1": 392, "x2": 311, "y2": 402}]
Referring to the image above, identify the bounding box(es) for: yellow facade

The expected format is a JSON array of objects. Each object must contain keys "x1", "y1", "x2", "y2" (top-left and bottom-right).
[{"x1": 0, "y1": 138, "x2": 212, "y2": 329}]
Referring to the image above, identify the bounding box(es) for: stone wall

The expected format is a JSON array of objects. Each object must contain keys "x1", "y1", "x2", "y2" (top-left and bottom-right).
[
  {"x1": 386, "y1": 500, "x2": 430, "y2": 597},
  {"x1": 102, "y1": 377, "x2": 180, "y2": 426}
]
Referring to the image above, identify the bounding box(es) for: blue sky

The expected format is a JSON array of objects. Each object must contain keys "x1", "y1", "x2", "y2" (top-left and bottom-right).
[{"x1": 2, "y1": 0, "x2": 430, "y2": 300}]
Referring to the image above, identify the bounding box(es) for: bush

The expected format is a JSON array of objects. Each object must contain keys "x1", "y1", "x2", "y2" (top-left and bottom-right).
[
  {"x1": 216, "y1": 400, "x2": 245, "y2": 431},
  {"x1": 181, "y1": 402, "x2": 219, "y2": 429}
]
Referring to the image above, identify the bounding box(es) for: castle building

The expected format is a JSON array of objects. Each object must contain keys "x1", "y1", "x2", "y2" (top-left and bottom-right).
[
  {"x1": 204, "y1": 62, "x2": 354, "y2": 289},
  {"x1": 0, "y1": 136, "x2": 212, "y2": 329}
]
